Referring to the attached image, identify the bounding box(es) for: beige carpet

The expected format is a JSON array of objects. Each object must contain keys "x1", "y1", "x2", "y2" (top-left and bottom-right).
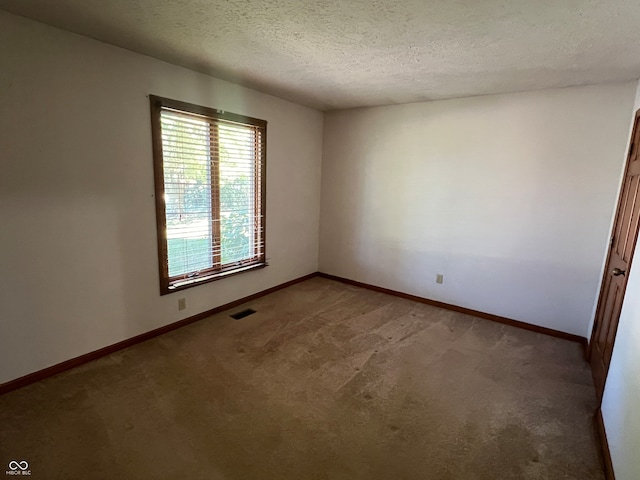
[{"x1": 0, "y1": 277, "x2": 603, "y2": 479}]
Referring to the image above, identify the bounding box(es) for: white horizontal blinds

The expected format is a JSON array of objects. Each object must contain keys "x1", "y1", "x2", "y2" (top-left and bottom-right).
[
  {"x1": 160, "y1": 107, "x2": 263, "y2": 280},
  {"x1": 161, "y1": 110, "x2": 214, "y2": 278},
  {"x1": 218, "y1": 123, "x2": 263, "y2": 266}
]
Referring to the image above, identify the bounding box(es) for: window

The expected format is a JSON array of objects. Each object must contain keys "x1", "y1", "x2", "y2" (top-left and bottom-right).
[{"x1": 149, "y1": 95, "x2": 266, "y2": 295}]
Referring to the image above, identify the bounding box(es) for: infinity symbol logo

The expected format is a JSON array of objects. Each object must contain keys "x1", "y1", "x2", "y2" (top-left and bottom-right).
[{"x1": 8, "y1": 461, "x2": 28, "y2": 470}]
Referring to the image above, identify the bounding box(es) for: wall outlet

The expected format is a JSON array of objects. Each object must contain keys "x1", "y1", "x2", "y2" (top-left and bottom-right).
[
  {"x1": 178, "y1": 298, "x2": 187, "y2": 311},
  {"x1": 436, "y1": 274, "x2": 444, "y2": 284}
]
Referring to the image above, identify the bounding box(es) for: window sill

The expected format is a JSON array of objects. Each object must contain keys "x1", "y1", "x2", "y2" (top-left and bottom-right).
[{"x1": 161, "y1": 262, "x2": 267, "y2": 295}]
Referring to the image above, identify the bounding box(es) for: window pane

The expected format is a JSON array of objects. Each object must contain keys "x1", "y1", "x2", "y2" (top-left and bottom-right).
[
  {"x1": 219, "y1": 124, "x2": 255, "y2": 265},
  {"x1": 161, "y1": 113, "x2": 213, "y2": 277}
]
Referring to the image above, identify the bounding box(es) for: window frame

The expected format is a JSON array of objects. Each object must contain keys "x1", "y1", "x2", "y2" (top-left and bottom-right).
[{"x1": 149, "y1": 95, "x2": 267, "y2": 295}]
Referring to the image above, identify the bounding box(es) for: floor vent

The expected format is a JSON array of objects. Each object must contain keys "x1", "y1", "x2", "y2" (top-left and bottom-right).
[{"x1": 230, "y1": 308, "x2": 256, "y2": 320}]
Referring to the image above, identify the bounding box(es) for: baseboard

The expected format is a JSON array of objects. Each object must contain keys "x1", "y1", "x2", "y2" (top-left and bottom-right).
[
  {"x1": 0, "y1": 272, "x2": 317, "y2": 396},
  {"x1": 317, "y1": 272, "x2": 587, "y2": 345},
  {"x1": 594, "y1": 408, "x2": 616, "y2": 480}
]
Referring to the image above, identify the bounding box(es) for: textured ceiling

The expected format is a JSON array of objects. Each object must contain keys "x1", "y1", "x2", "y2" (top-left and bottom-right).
[{"x1": 2, "y1": 0, "x2": 640, "y2": 110}]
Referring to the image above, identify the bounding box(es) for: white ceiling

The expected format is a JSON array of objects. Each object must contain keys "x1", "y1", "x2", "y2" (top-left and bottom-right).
[{"x1": 2, "y1": 0, "x2": 640, "y2": 110}]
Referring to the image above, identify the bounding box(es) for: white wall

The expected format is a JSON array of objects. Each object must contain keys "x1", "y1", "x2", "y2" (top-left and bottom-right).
[
  {"x1": 320, "y1": 84, "x2": 636, "y2": 337},
  {"x1": 0, "y1": 12, "x2": 323, "y2": 384},
  {"x1": 601, "y1": 80, "x2": 640, "y2": 480}
]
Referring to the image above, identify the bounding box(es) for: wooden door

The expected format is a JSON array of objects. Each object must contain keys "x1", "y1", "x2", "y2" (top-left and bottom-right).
[{"x1": 589, "y1": 110, "x2": 640, "y2": 401}]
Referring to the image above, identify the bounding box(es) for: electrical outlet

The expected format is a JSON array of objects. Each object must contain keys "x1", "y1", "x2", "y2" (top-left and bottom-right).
[
  {"x1": 178, "y1": 298, "x2": 187, "y2": 311},
  {"x1": 436, "y1": 274, "x2": 444, "y2": 284}
]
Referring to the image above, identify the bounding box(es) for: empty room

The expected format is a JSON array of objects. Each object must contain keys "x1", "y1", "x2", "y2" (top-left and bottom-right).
[{"x1": 1, "y1": 1, "x2": 639, "y2": 479}]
